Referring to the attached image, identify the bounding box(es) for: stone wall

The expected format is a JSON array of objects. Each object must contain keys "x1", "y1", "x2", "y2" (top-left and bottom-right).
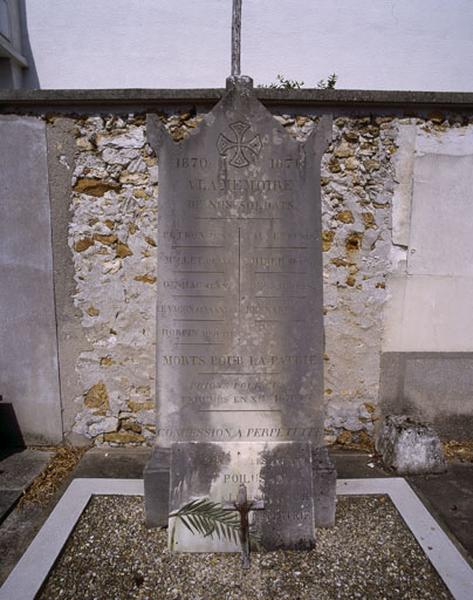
[
  {"x1": 69, "y1": 115, "x2": 159, "y2": 445},
  {"x1": 2, "y1": 98, "x2": 473, "y2": 446},
  {"x1": 65, "y1": 112, "x2": 397, "y2": 446}
]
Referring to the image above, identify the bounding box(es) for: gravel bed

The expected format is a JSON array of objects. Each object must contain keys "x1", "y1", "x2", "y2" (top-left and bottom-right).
[{"x1": 38, "y1": 495, "x2": 452, "y2": 600}]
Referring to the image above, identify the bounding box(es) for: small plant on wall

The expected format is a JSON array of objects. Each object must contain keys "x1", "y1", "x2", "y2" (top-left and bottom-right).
[
  {"x1": 258, "y1": 73, "x2": 338, "y2": 90},
  {"x1": 317, "y1": 73, "x2": 338, "y2": 89}
]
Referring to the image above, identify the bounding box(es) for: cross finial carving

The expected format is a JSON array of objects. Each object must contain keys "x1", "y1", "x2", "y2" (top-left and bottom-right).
[{"x1": 223, "y1": 484, "x2": 264, "y2": 568}]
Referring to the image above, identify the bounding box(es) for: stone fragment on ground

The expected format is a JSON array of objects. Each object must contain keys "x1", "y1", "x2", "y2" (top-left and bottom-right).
[{"x1": 376, "y1": 415, "x2": 447, "y2": 475}]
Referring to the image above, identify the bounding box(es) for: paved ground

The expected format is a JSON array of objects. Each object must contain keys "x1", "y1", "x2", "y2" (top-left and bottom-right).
[
  {"x1": 407, "y1": 463, "x2": 473, "y2": 565},
  {"x1": 72, "y1": 447, "x2": 151, "y2": 479},
  {"x1": 0, "y1": 446, "x2": 472, "y2": 587},
  {"x1": 0, "y1": 449, "x2": 53, "y2": 524}
]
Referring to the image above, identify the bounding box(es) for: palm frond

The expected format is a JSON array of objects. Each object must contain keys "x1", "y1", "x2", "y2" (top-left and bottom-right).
[{"x1": 169, "y1": 497, "x2": 241, "y2": 549}]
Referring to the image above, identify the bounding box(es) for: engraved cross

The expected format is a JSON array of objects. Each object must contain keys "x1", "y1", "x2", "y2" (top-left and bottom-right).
[
  {"x1": 217, "y1": 121, "x2": 262, "y2": 168},
  {"x1": 223, "y1": 483, "x2": 264, "y2": 568}
]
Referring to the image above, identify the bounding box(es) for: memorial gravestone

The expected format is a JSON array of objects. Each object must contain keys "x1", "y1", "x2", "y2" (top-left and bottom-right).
[
  {"x1": 148, "y1": 80, "x2": 331, "y2": 446},
  {"x1": 144, "y1": 0, "x2": 336, "y2": 552}
]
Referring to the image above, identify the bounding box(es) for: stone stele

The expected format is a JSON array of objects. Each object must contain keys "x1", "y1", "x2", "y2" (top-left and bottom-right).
[{"x1": 144, "y1": 77, "x2": 336, "y2": 544}]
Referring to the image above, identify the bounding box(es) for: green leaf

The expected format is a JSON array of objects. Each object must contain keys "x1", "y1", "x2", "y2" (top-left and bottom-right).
[
  {"x1": 169, "y1": 497, "x2": 241, "y2": 544},
  {"x1": 188, "y1": 514, "x2": 204, "y2": 535},
  {"x1": 179, "y1": 516, "x2": 194, "y2": 535}
]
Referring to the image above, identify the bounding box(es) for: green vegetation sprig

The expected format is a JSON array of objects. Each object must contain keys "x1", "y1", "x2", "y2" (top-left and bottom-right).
[
  {"x1": 258, "y1": 73, "x2": 338, "y2": 90},
  {"x1": 169, "y1": 497, "x2": 241, "y2": 549}
]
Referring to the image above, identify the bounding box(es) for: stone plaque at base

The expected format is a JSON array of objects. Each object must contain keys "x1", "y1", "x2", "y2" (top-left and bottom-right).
[
  {"x1": 144, "y1": 443, "x2": 337, "y2": 531},
  {"x1": 168, "y1": 441, "x2": 315, "y2": 552}
]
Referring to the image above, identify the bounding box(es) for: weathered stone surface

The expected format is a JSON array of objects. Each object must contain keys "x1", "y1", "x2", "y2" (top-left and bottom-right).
[
  {"x1": 376, "y1": 415, "x2": 447, "y2": 475},
  {"x1": 322, "y1": 114, "x2": 396, "y2": 441},
  {"x1": 67, "y1": 110, "x2": 473, "y2": 446},
  {"x1": 84, "y1": 382, "x2": 109, "y2": 414},
  {"x1": 47, "y1": 116, "x2": 92, "y2": 444},
  {"x1": 88, "y1": 416, "x2": 118, "y2": 436},
  {"x1": 147, "y1": 78, "x2": 331, "y2": 448},
  {"x1": 70, "y1": 114, "x2": 158, "y2": 444},
  {"x1": 63, "y1": 107, "x2": 402, "y2": 445},
  {"x1": 379, "y1": 352, "x2": 473, "y2": 440},
  {"x1": 5, "y1": 102, "x2": 472, "y2": 448},
  {"x1": 145, "y1": 78, "x2": 337, "y2": 543},
  {"x1": 86, "y1": 306, "x2": 100, "y2": 317},
  {"x1": 168, "y1": 441, "x2": 315, "y2": 552},
  {"x1": 146, "y1": 442, "x2": 337, "y2": 533},
  {"x1": 144, "y1": 447, "x2": 171, "y2": 528},
  {"x1": 115, "y1": 241, "x2": 133, "y2": 258},
  {"x1": 128, "y1": 400, "x2": 154, "y2": 412},
  {"x1": 382, "y1": 275, "x2": 473, "y2": 353},
  {"x1": 102, "y1": 147, "x2": 141, "y2": 165},
  {"x1": 257, "y1": 442, "x2": 315, "y2": 550},
  {"x1": 103, "y1": 431, "x2": 145, "y2": 444},
  {"x1": 0, "y1": 116, "x2": 62, "y2": 444},
  {"x1": 133, "y1": 273, "x2": 156, "y2": 284},
  {"x1": 74, "y1": 237, "x2": 95, "y2": 252},
  {"x1": 391, "y1": 123, "x2": 416, "y2": 247},
  {"x1": 408, "y1": 128, "x2": 473, "y2": 278},
  {"x1": 73, "y1": 178, "x2": 120, "y2": 196},
  {"x1": 96, "y1": 129, "x2": 145, "y2": 150},
  {"x1": 312, "y1": 446, "x2": 337, "y2": 528}
]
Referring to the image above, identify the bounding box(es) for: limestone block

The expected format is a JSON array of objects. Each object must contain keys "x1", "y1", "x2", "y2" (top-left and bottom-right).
[
  {"x1": 88, "y1": 416, "x2": 118, "y2": 437},
  {"x1": 96, "y1": 129, "x2": 145, "y2": 150},
  {"x1": 376, "y1": 415, "x2": 446, "y2": 475}
]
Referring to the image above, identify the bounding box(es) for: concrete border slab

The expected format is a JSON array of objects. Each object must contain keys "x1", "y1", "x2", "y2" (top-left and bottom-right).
[
  {"x1": 0, "y1": 479, "x2": 143, "y2": 600},
  {"x1": 1, "y1": 477, "x2": 472, "y2": 600}
]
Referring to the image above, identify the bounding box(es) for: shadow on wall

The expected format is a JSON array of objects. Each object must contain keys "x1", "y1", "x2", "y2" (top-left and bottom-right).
[
  {"x1": 0, "y1": 395, "x2": 26, "y2": 457},
  {"x1": 19, "y1": 0, "x2": 38, "y2": 88}
]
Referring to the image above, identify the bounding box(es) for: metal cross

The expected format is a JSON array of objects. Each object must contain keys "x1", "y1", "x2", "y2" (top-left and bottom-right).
[
  {"x1": 231, "y1": 0, "x2": 242, "y2": 77},
  {"x1": 223, "y1": 483, "x2": 264, "y2": 568},
  {"x1": 217, "y1": 121, "x2": 262, "y2": 168}
]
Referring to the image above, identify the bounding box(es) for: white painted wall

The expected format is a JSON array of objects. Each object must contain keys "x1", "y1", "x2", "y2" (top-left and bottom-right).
[{"x1": 22, "y1": 0, "x2": 473, "y2": 91}]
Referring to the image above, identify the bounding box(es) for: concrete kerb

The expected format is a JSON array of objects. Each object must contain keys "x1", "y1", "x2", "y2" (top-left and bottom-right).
[
  {"x1": 0, "y1": 479, "x2": 144, "y2": 600},
  {"x1": 1, "y1": 478, "x2": 472, "y2": 600}
]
